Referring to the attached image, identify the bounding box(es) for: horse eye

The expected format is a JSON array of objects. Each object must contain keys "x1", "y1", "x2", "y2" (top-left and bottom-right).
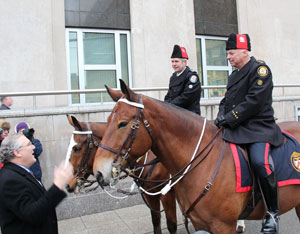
[
  {"x1": 73, "y1": 146, "x2": 81, "y2": 152},
  {"x1": 118, "y1": 122, "x2": 128, "y2": 128}
]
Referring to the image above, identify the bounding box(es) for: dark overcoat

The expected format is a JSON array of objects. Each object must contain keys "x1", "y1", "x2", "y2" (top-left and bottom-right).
[
  {"x1": 0, "y1": 162, "x2": 66, "y2": 234},
  {"x1": 217, "y1": 57, "x2": 283, "y2": 146},
  {"x1": 164, "y1": 66, "x2": 202, "y2": 115}
]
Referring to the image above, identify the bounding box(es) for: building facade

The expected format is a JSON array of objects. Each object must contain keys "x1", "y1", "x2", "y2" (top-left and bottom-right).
[{"x1": 0, "y1": 0, "x2": 300, "y2": 219}]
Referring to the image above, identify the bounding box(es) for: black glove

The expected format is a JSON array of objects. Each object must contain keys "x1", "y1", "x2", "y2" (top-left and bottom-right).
[
  {"x1": 214, "y1": 115, "x2": 228, "y2": 128},
  {"x1": 23, "y1": 128, "x2": 35, "y2": 142}
]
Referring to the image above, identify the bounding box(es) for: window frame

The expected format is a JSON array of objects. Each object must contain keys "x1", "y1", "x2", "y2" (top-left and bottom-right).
[
  {"x1": 196, "y1": 35, "x2": 232, "y2": 99},
  {"x1": 65, "y1": 28, "x2": 132, "y2": 105}
]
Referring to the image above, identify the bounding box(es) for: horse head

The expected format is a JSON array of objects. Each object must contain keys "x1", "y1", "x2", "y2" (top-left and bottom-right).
[
  {"x1": 93, "y1": 80, "x2": 153, "y2": 187},
  {"x1": 66, "y1": 114, "x2": 106, "y2": 193}
]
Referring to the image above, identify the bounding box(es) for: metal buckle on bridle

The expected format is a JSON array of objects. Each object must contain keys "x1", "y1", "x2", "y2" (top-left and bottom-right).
[
  {"x1": 131, "y1": 120, "x2": 140, "y2": 129},
  {"x1": 143, "y1": 119, "x2": 150, "y2": 128},
  {"x1": 204, "y1": 182, "x2": 212, "y2": 191}
]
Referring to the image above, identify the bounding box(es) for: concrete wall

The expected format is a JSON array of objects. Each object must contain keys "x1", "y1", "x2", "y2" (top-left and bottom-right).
[
  {"x1": 129, "y1": 0, "x2": 198, "y2": 88},
  {"x1": 0, "y1": 0, "x2": 67, "y2": 108},
  {"x1": 236, "y1": 0, "x2": 300, "y2": 95}
]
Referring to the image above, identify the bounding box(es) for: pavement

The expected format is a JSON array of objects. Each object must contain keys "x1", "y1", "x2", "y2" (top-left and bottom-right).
[{"x1": 57, "y1": 203, "x2": 299, "y2": 234}]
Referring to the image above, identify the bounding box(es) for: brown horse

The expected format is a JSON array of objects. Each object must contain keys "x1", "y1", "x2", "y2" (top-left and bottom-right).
[
  {"x1": 92, "y1": 80, "x2": 300, "y2": 234},
  {"x1": 66, "y1": 115, "x2": 178, "y2": 234}
]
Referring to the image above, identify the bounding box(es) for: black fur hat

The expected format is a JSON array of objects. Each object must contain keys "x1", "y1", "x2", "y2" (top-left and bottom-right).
[
  {"x1": 171, "y1": 45, "x2": 189, "y2": 59},
  {"x1": 226, "y1": 34, "x2": 251, "y2": 51}
]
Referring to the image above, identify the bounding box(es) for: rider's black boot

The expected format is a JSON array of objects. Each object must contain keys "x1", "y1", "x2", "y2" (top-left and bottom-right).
[{"x1": 259, "y1": 172, "x2": 279, "y2": 234}]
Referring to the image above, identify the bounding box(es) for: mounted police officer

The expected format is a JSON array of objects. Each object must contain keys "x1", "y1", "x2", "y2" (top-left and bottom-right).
[
  {"x1": 215, "y1": 34, "x2": 283, "y2": 234},
  {"x1": 164, "y1": 45, "x2": 202, "y2": 115}
]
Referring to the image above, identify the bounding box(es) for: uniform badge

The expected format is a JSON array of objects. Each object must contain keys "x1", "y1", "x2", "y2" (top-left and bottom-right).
[
  {"x1": 189, "y1": 75, "x2": 198, "y2": 83},
  {"x1": 188, "y1": 84, "x2": 193, "y2": 89},
  {"x1": 257, "y1": 79, "x2": 263, "y2": 86},
  {"x1": 291, "y1": 152, "x2": 300, "y2": 172},
  {"x1": 257, "y1": 66, "x2": 269, "y2": 77}
]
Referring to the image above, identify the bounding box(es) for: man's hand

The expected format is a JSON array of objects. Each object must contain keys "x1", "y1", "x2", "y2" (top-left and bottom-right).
[
  {"x1": 53, "y1": 161, "x2": 73, "y2": 190},
  {"x1": 214, "y1": 115, "x2": 228, "y2": 128}
]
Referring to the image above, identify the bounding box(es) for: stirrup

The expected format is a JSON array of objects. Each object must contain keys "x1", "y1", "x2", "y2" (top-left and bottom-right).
[{"x1": 261, "y1": 211, "x2": 279, "y2": 234}]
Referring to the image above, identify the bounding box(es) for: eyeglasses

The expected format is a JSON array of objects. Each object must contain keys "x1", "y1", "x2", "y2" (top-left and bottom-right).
[{"x1": 19, "y1": 142, "x2": 33, "y2": 149}]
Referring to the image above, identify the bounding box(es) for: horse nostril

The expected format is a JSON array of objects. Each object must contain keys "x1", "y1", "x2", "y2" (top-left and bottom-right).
[
  {"x1": 96, "y1": 172, "x2": 104, "y2": 189},
  {"x1": 66, "y1": 184, "x2": 73, "y2": 193}
]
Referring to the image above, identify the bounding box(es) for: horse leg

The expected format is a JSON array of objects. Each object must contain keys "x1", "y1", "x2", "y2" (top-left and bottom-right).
[
  {"x1": 296, "y1": 204, "x2": 300, "y2": 222},
  {"x1": 160, "y1": 189, "x2": 177, "y2": 234},
  {"x1": 143, "y1": 193, "x2": 162, "y2": 234},
  {"x1": 236, "y1": 220, "x2": 245, "y2": 233}
]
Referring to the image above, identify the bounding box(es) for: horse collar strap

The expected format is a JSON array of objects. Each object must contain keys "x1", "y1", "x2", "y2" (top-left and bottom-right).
[{"x1": 118, "y1": 98, "x2": 144, "y2": 109}]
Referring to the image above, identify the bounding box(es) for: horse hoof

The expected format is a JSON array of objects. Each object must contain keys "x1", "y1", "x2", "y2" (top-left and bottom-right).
[{"x1": 236, "y1": 225, "x2": 245, "y2": 233}]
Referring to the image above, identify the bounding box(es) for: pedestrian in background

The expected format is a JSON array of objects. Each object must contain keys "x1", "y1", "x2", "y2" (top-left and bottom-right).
[
  {"x1": 0, "y1": 97, "x2": 13, "y2": 110},
  {"x1": 15, "y1": 122, "x2": 43, "y2": 182}
]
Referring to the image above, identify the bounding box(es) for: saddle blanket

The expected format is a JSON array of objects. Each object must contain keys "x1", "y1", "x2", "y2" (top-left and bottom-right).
[{"x1": 231, "y1": 131, "x2": 300, "y2": 192}]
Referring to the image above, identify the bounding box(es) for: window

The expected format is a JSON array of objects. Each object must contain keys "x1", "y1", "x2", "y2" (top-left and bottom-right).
[
  {"x1": 66, "y1": 29, "x2": 132, "y2": 104},
  {"x1": 196, "y1": 36, "x2": 232, "y2": 98},
  {"x1": 295, "y1": 106, "x2": 300, "y2": 121}
]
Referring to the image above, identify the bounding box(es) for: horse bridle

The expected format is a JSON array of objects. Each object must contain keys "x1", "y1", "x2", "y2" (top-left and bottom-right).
[
  {"x1": 72, "y1": 127, "x2": 101, "y2": 192},
  {"x1": 98, "y1": 95, "x2": 154, "y2": 176}
]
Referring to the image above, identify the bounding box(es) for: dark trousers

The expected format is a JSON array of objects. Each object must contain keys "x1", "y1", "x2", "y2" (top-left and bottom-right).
[{"x1": 247, "y1": 142, "x2": 274, "y2": 178}]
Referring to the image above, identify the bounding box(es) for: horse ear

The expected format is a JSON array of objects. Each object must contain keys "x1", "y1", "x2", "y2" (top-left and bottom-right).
[
  {"x1": 67, "y1": 114, "x2": 75, "y2": 128},
  {"x1": 67, "y1": 115, "x2": 83, "y2": 131},
  {"x1": 72, "y1": 116, "x2": 83, "y2": 131},
  {"x1": 105, "y1": 85, "x2": 122, "y2": 102},
  {"x1": 119, "y1": 79, "x2": 138, "y2": 102}
]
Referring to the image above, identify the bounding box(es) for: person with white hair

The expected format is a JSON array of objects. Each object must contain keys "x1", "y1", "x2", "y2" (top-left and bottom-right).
[{"x1": 0, "y1": 134, "x2": 73, "y2": 234}]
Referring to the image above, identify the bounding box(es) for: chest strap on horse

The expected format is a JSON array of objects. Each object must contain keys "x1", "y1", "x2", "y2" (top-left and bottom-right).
[{"x1": 182, "y1": 141, "x2": 227, "y2": 234}]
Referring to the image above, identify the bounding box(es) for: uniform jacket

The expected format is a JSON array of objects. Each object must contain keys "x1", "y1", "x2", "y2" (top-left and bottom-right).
[
  {"x1": 217, "y1": 57, "x2": 283, "y2": 146},
  {"x1": 0, "y1": 162, "x2": 66, "y2": 234},
  {"x1": 164, "y1": 66, "x2": 202, "y2": 115}
]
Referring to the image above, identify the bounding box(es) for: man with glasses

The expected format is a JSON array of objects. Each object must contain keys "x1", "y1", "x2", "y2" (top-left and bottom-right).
[{"x1": 0, "y1": 134, "x2": 73, "y2": 234}]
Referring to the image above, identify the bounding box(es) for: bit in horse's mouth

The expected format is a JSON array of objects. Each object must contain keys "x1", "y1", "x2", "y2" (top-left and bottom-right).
[{"x1": 96, "y1": 172, "x2": 105, "y2": 189}]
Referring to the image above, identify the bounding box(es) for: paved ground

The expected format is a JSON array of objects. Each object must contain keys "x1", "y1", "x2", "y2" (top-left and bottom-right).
[
  {"x1": 0, "y1": 203, "x2": 298, "y2": 234},
  {"x1": 58, "y1": 204, "x2": 299, "y2": 234}
]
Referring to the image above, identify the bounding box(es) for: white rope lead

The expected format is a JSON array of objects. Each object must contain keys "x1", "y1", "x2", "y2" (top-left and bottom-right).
[{"x1": 138, "y1": 118, "x2": 207, "y2": 196}]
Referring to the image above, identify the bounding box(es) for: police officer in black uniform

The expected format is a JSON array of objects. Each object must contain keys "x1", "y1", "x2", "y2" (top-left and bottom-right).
[
  {"x1": 164, "y1": 45, "x2": 202, "y2": 115},
  {"x1": 215, "y1": 34, "x2": 283, "y2": 234}
]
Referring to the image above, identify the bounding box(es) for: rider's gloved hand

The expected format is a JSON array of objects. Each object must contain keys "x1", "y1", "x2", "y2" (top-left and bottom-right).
[{"x1": 214, "y1": 115, "x2": 228, "y2": 128}]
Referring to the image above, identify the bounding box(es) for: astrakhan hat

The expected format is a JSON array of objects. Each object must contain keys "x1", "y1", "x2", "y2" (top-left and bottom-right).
[
  {"x1": 226, "y1": 34, "x2": 251, "y2": 51},
  {"x1": 171, "y1": 45, "x2": 189, "y2": 59}
]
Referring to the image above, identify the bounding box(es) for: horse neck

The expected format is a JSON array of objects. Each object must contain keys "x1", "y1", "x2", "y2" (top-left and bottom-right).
[{"x1": 145, "y1": 100, "x2": 213, "y2": 174}]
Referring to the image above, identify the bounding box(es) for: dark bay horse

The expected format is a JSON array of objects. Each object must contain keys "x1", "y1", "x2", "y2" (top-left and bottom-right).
[
  {"x1": 66, "y1": 115, "x2": 178, "y2": 234},
  {"x1": 93, "y1": 80, "x2": 300, "y2": 234}
]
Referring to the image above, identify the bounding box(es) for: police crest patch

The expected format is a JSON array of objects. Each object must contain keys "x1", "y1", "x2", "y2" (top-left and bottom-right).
[
  {"x1": 189, "y1": 75, "x2": 198, "y2": 83},
  {"x1": 291, "y1": 152, "x2": 300, "y2": 172},
  {"x1": 257, "y1": 66, "x2": 268, "y2": 77}
]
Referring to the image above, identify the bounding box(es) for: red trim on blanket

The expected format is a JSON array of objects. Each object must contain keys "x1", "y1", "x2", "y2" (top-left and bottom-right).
[
  {"x1": 230, "y1": 143, "x2": 252, "y2": 192},
  {"x1": 281, "y1": 130, "x2": 296, "y2": 140},
  {"x1": 278, "y1": 179, "x2": 300, "y2": 187}
]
